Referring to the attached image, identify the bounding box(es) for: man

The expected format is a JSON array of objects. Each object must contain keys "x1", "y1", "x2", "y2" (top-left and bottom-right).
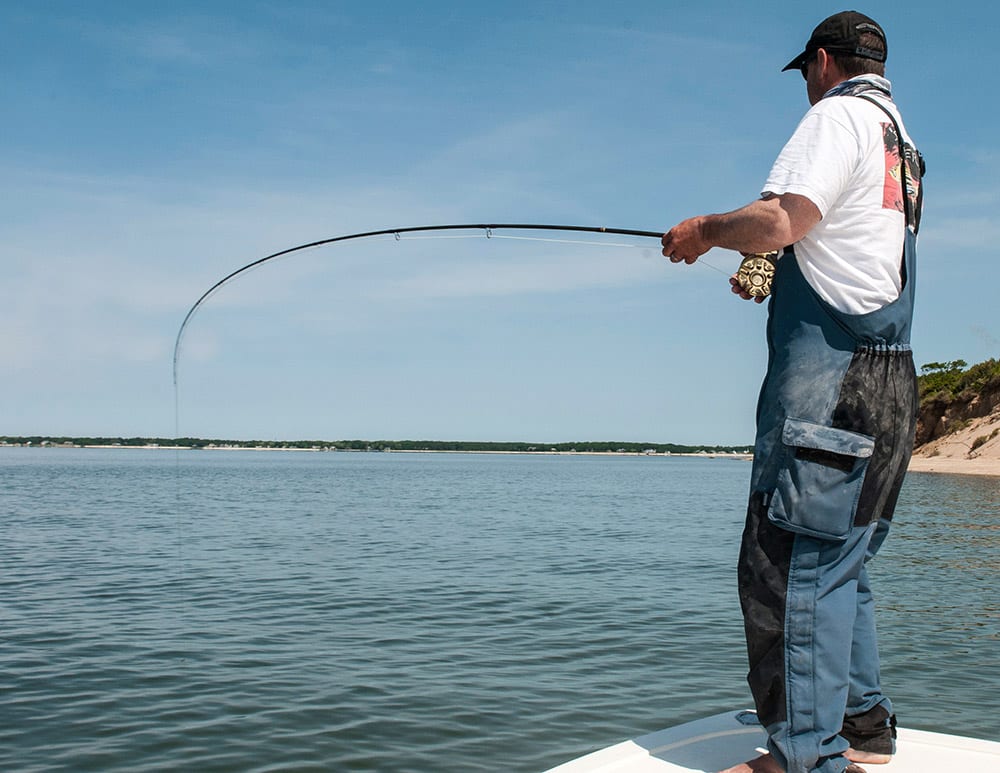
[{"x1": 660, "y1": 11, "x2": 923, "y2": 773}]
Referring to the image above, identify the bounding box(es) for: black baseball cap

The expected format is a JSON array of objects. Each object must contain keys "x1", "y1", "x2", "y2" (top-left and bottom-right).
[{"x1": 782, "y1": 11, "x2": 887, "y2": 72}]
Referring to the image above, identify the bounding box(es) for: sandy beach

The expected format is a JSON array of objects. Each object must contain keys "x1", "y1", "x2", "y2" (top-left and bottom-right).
[
  {"x1": 908, "y1": 408, "x2": 1000, "y2": 477},
  {"x1": 908, "y1": 455, "x2": 1000, "y2": 477}
]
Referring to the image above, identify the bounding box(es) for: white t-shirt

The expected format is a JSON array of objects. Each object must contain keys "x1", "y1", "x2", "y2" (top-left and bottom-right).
[{"x1": 763, "y1": 79, "x2": 917, "y2": 314}]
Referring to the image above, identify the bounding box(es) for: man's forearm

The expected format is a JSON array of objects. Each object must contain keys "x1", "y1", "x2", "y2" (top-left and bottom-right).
[
  {"x1": 661, "y1": 193, "x2": 821, "y2": 264},
  {"x1": 701, "y1": 194, "x2": 821, "y2": 254}
]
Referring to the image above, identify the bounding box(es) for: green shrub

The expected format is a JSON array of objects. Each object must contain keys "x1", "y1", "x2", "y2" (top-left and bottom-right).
[
  {"x1": 918, "y1": 358, "x2": 1000, "y2": 404},
  {"x1": 971, "y1": 428, "x2": 1000, "y2": 452}
]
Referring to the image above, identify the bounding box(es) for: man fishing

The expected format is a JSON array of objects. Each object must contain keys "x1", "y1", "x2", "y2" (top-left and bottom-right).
[{"x1": 660, "y1": 11, "x2": 923, "y2": 773}]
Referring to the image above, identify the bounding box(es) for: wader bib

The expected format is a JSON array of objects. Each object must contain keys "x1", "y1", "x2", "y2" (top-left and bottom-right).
[{"x1": 738, "y1": 97, "x2": 920, "y2": 773}]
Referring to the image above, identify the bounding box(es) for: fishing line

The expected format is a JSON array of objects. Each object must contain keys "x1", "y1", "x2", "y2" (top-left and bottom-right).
[
  {"x1": 165, "y1": 221, "x2": 753, "y2": 700},
  {"x1": 485, "y1": 234, "x2": 652, "y2": 249},
  {"x1": 168, "y1": 222, "x2": 738, "y2": 635},
  {"x1": 397, "y1": 233, "x2": 643, "y2": 249},
  {"x1": 170, "y1": 222, "x2": 745, "y2": 457},
  {"x1": 392, "y1": 231, "x2": 733, "y2": 275},
  {"x1": 397, "y1": 233, "x2": 732, "y2": 277}
]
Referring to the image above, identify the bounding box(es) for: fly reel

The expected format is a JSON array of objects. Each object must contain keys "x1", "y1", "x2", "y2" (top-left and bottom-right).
[{"x1": 737, "y1": 252, "x2": 778, "y2": 298}]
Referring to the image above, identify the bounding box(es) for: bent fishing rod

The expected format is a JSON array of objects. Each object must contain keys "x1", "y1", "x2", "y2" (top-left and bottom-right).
[
  {"x1": 172, "y1": 222, "x2": 776, "y2": 386},
  {"x1": 173, "y1": 223, "x2": 656, "y2": 382}
]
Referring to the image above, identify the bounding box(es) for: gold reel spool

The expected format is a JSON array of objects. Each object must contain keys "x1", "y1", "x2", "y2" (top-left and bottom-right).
[{"x1": 737, "y1": 252, "x2": 778, "y2": 298}]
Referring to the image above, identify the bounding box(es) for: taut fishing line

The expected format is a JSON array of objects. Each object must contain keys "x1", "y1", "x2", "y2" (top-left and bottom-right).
[{"x1": 167, "y1": 222, "x2": 737, "y2": 652}]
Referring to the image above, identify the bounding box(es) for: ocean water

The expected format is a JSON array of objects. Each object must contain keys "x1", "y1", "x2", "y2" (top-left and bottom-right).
[{"x1": 1, "y1": 448, "x2": 997, "y2": 772}]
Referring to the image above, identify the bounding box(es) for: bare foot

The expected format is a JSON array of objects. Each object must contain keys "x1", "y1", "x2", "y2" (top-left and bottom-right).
[
  {"x1": 718, "y1": 753, "x2": 872, "y2": 773},
  {"x1": 846, "y1": 747, "x2": 892, "y2": 764},
  {"x1": 717, "y1": 753, "x2": 784, "y2": 773}
]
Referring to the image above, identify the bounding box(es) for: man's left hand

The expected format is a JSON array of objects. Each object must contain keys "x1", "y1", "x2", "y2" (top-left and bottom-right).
[{"x1": 729, "y1": 274, "x2": 767, "y2": 303}]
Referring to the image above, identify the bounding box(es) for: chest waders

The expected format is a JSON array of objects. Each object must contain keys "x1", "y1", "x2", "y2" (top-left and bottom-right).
[{"x1": 737, "y1": 97, "x2": 921, "y2": 773}]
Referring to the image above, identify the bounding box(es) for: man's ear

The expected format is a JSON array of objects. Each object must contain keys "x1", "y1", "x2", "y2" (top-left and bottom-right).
[
  {"x1": 815, "y1": 48, "x2": 831, "y2": 76},
  {"x1": 815, "y1": 48, "x2": 845, "y2": 82}
]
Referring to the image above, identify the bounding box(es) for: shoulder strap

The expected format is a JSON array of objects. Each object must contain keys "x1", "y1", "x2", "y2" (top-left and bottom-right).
[{"x1": 855, "y1": 94, "x2": 924, "y2": 234}]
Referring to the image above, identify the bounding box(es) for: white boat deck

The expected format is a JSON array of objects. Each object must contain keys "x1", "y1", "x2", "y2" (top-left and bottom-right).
[{"x1": 545, "y1": 710, "x2": 1000, "y2": 772}]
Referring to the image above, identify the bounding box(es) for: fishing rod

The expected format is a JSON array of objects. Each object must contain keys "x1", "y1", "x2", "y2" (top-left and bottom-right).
[
  {"x1": 172, "y1": 222, "x2": 776, "y2": 387},
  {"x1": 173, "y1": 223, "x2": 660, "y2": 383}
]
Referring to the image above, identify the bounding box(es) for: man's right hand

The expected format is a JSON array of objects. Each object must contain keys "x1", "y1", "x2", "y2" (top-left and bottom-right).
[{"x1": 730, "y1": 274, "x2": 767, "y2": 303}]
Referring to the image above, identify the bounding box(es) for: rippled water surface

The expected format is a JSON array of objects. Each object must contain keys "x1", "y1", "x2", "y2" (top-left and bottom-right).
[{"x1": 2, "y1": 449, "x2": 998, "y2": 771}]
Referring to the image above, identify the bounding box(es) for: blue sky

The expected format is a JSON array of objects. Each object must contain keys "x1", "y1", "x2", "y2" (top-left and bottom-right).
[{"x1": 3, "y1": 1, "x2": 997, "y2": 445}]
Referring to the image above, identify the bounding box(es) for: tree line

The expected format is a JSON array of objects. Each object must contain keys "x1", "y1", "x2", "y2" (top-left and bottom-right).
[
  {"x1": 918, "y1": 358, "x2": 1000, "y2": 405},
  {"x1": 0, "y1": 436, "x2": 752, "y2": 454}
]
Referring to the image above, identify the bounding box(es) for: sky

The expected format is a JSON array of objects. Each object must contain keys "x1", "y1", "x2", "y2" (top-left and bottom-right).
[{"x1": 3, "y1": 1, "x2": 998, "y2": 445}]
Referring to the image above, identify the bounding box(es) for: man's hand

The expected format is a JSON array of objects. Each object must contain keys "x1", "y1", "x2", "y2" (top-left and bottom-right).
[
  {"x1": 729, "y1": 274, "x2": 767, "y2": 303},
  {"x1": 661, "y1": 216, "x2": 710, "y2": 264}
]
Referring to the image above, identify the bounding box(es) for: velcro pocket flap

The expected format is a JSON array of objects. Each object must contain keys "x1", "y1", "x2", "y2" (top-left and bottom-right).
[{"x1": 781, "y1": 419, "x2": 875, "y2": 459}]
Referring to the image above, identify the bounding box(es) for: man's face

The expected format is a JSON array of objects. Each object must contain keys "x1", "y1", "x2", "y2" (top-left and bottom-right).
[{"x1": 801, "y1": 54, "x2": 824, "y2": 105}]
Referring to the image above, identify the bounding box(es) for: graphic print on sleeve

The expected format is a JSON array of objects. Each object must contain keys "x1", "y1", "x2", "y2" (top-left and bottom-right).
[
  {"x1": 881, "y1": 122, "x2": 923, "y2": 231},
  {"x1": 881, "y1": 122, "x2": 904, "y2": 213}
]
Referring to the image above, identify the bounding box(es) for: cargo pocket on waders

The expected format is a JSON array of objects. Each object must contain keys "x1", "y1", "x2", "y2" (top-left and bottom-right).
[{"x1": 767, "y1": 417, "x2": 875, "y2": 541}]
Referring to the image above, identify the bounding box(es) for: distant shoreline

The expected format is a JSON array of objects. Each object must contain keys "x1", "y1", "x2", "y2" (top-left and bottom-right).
[
  {"x1": 1, "y1": 442, "x2": 753, "y2": 460},
  {"x1": 5, "y1": 440, "x2": 998, "y2": 476},
  {"x1": 0, "y1": 436, "x2": 753, "y2": 456}
]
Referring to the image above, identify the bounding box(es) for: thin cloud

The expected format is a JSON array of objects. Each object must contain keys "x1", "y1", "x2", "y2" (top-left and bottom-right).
[
  {"x1": 919, "y1": 217, "x2": 1000, "y2": 250},
  {"x1": 65, "y1": 13, "x2": 263, "y2": 67},
  {"x1": 378, "y1": 247, "x2": 663, "y2": 300}
]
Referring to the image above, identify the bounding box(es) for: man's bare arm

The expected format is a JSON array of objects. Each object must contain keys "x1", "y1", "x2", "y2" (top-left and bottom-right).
[{"x1": 660, "y1": 193, "x2": 822, "y2": 264}]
